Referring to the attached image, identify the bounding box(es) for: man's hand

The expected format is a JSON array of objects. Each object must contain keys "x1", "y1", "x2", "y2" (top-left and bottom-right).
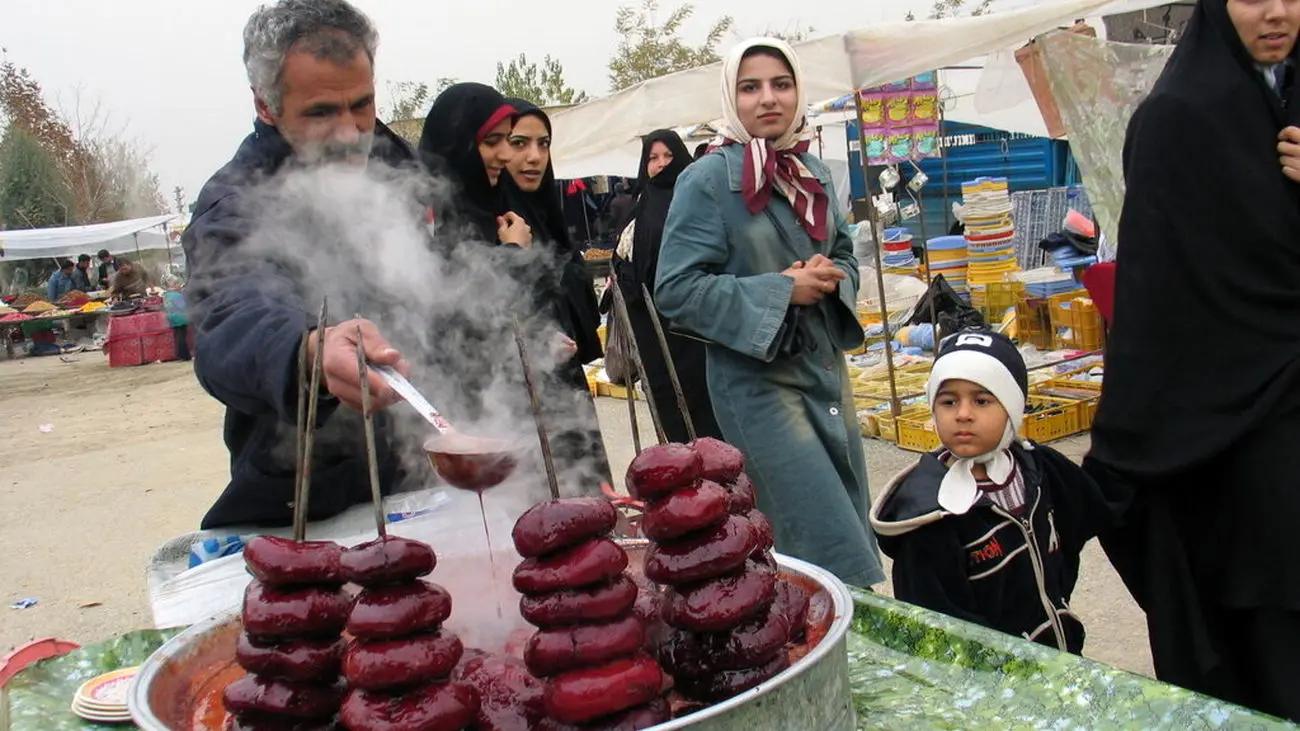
[
  {"x1": 304, "y1": 318, "x2": 408, "y2": 413},
  {"x1": 498, "y1": 212, "x2": 533, "y2": 248},
  {"x1": 554, "y1": 332, "x2": 579, "y2": 361},
  {"x1": 783, "y1": 259, "x2": 847, "y2": 306},
  {"x1": 1279, "y1": 126, "x2": 1300, "y2": 183}
]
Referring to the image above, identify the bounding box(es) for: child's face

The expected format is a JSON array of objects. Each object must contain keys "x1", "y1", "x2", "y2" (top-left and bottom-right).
[{"x1": 933, "y1": 379, "x2": 1010, "y2": 458}]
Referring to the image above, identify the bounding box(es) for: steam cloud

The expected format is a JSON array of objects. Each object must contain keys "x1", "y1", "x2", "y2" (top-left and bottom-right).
[{"x1": 192, "y1": 160, "x2": 611, "y2": 646}]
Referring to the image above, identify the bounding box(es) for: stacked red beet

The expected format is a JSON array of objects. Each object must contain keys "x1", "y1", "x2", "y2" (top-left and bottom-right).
[
  {"x1": 630, "y1": 439, "x2": 810, "y2": 703},
  {"x1": 226, "y1": 537, "x2": 349, "y2": 730},
  {"x1": 511, "y1": 497, "x2": 669, "y2": 729},
  {"x1": 337, "y1": 536, "x2": 479, "y2": 731}
]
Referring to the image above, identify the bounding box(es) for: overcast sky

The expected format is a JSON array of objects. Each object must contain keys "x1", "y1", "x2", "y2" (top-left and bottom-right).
[{"x1": 3, "y1": 0, "x2": 949, "y2": 209}]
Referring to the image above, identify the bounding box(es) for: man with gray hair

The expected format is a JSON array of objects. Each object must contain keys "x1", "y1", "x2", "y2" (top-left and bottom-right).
[{"x1": 182, "y1": 0, "x2": 416, "y2": 529}]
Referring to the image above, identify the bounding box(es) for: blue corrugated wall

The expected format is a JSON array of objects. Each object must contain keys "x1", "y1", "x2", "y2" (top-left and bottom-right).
[{"x1": 845, "y1": 120, "x2": 1077, "y2": 239}]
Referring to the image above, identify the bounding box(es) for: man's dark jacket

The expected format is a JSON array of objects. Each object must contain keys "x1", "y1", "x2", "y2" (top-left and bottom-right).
[{"x1": 182, "y1": 120, "x2": 416, "y2": 529}]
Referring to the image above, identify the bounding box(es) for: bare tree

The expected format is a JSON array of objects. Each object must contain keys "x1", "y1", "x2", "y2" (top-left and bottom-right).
[{"x1": 59, "y1": 92, "x2": 166, "y2": 223}]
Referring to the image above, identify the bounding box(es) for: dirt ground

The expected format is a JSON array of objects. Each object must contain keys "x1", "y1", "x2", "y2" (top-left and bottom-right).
[{"x1": 0, "y1": 353, "x2": 1152, "y2": 678}]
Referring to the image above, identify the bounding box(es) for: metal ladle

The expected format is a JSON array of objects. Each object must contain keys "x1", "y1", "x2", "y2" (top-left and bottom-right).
[{"x1": 369, "y1": 363, "x2": 519, "y2": 492}]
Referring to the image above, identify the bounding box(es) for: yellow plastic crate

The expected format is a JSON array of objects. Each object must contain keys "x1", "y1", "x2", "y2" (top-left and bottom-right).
[
  {"x1": 897, "y1": 412, "x2": 942, "y2": 453},
  {"x1": 1022, "y1": 395, "x2": 1083, "y2": 443},
  {"x1": 1048, "y1": 291, "x2": 1104, "y2": 351}
]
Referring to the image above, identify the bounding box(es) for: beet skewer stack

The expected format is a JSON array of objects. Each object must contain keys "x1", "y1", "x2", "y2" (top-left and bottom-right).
[
  {"x1": 224, "y1": 303, "x2": 350, "y2": 730},
  {"x1": 511, "y1": 497, "x2": 670, "y2": 729},
  {"x1": 337, "y1": 333, "x2": 479, "y2": 731},
  {"x1": 631, "y1": 439, "x2": 810, "y2": 704}
]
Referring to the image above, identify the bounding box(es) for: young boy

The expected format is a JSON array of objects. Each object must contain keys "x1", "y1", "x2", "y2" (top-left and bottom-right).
[{"x1": 869, "y1": 330, "x2": 1121, "y2": 653}]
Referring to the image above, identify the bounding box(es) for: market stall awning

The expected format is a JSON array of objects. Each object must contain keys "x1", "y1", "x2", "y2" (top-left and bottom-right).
[
  {"x1": 0, "y1": 214, "x2": 179, "y2": 261},
  {"x1": 549, "y1": 0, "x2": 1172, "y2": 178}
]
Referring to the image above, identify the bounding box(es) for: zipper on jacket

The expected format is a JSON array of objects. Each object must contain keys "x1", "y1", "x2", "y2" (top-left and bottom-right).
[{"x1": 993, "y1": 493, "x2": 1067, "y2": 651}]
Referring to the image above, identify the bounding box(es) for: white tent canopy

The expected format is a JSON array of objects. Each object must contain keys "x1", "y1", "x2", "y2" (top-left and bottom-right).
[
  {"x1": 0, "y1": 214, "x2": 179, "y2": 261},
  {"x1": 549, "y1": 0, "x2": 1168, "y2": 179}
]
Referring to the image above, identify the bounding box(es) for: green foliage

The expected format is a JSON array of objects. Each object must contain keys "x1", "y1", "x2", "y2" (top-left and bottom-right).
[
  {"x1": 0, "y1": 126, "x2": 72, "y2": 228},
  {"x1": 495, "y1": 53, "x2": 589, "y2": 106},
  {"x1": 908, "y1": 0, "x2": 994, "y2": 20},
  {"x1": 608, "y1": 0, "x2": 734, "y2": 91},
  {"x1": 382, "y1": 80, "x2": 431, "y2": 122}
]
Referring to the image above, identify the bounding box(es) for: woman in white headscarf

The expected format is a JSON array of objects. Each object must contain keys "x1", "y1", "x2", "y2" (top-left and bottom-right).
[{"x1": 654, "y1": 38, "x2": 883, "y2": 587}]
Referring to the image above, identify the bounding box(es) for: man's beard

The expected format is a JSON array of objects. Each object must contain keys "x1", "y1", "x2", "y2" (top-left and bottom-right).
[{"x1": 291, "y1": 132, "x2": 376, "y2": 167}]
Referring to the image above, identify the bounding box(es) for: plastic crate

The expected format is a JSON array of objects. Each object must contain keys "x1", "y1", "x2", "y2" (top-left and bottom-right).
[
  {"x1": 973, "y1": 280, "x2": 1025, "y2": 323},
  {"x1": 1033, "y1": 381, "x2": 1100, "y2": 429},
  {"x1": 876, "y1": 405, "x2": 929, "y2": 443},
  {"x1": 1022, "y1": 395, "x2": 1083, "y2": 442},
  {"x1": 1047, "y1": 291, "x2": 1103, "y2": 350},
  {"x1": 897, "y1": 412, "x2": 942, "y2": 453},
  {"x1": 1015, "y1": 297, "x2": 1053, "y2": 349}
]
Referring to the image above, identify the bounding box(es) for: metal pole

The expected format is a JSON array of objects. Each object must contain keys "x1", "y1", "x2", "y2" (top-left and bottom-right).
[
  {"x1": 853, "y1": 89, "x2": 903, "y2": 438},
  {"x1": 610, "y1": 277, "x2": 666, "y2": 444},
  {"x1": 641, "y1": 283, "x2": 695, "y2": 441}
]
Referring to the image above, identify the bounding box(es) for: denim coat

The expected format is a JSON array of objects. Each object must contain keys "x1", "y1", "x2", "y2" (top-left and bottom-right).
[{"x1": 654, "y1": 144, "x2": 884, "y2": 587}]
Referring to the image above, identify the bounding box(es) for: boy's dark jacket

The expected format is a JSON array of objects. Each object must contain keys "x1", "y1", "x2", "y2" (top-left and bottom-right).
[{"x1": 870, "y1": 442, "x2": 1123, "y2": 653}]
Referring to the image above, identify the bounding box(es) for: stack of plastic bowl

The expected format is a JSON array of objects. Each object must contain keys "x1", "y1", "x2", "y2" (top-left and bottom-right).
[
  {"x1": 961, "y1": 177, "x2": 1021, "y2": 295},
  {"x1": 926, "y1": 235, "x2": 969, "y2": 299},
  {"x1": 881, "y1": 227, "x2": 918, "y2": 277}
]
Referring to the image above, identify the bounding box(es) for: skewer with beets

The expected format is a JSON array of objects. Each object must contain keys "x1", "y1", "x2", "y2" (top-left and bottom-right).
[
  {"x1": 335, "y1": 328, "x2": 479, "y2": 731},
  {"x1": 629, "y1": 438, "x2": 810, "y2": 703},
  {"x1": 225, "y1": 303, "x2": 351, "y2": 730},
  {"x1": 510, "y1": 497, "x2": 670, "y2": 729}
]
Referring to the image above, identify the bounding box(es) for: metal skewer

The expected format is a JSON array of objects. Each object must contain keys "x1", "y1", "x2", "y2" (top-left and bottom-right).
[
  {"x1": 292, "y1": 324, "x2": 309, "y2": 540},
  {"x1": 293, "y1": 299, "x2": 328, "y2": 541},
  {"x1": 609, "y1": 276, "x2": 666, "y2": 444},
  {"x1": 356, "y1": 327, "x2": 387, "y2": 538},
  {"x1": 607, "y1": 280, "x2": 642, "y2": 455},
  {"x1": 641, "y1": 283, "x2": 695, "y2": 441},
  {"x1": 512, "y1": 320, "x2": 561, "y2": 500}
]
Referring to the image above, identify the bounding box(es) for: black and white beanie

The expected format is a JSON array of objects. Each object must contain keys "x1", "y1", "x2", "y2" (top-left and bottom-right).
[
  {"x1": 927, "y1": 329, "x2": 1029, "y2": 432},
  {"x1": 926, "y1": 329, "x2": 1031, "y2": 514}
]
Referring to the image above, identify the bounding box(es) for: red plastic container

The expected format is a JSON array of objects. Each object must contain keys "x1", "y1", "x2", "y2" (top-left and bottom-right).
[
  {"x1": 0, "y1": 638, "x2": 80, "y2": 687},
  {"x1": 106, "y1": 312, "x2": 176, "y2": 367}
]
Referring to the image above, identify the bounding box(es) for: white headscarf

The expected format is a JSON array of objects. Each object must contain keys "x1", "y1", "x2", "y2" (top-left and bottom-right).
[
  {"x1": 715, "y1": 37, "x2": 809, "y2": 148},
  {"x1": 713, "y1": 37, "x2": 831, "y2": 241}
]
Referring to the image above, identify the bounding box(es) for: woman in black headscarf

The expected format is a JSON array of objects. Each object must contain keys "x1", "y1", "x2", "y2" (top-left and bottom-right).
[
  {"x1": 499, "y1": 98, "x2": 612, "y2": 492},
  {"x1": 418, "y1": 83, "x2": 530, "y2": 248},
  {"x1": 612, "y1": 130, "x2": 723, "y2": 443},
  {"x1": 1085, "y1": 0, "x2": 1300, "y2": 718}
]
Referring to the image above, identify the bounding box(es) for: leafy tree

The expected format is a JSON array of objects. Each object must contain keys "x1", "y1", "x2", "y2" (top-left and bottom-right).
[
  {"x1": 495, "y1": 53, "x2": 589, "y2": 106},
  {"x1": 608, "y1": 0, "x2": 734, "y2": 91},
  {"x1": 382, "y1": 80, "x2": 431, "y2": 122},
  {"x1": 907, "y1": 0, "x2": 994, "y2": 20},
  {"x1": 0, "y1": 54, "x2": 164, "y2": 226},
  {"x1": 0, "y1": 126, "x2": 73, "y2": 228}
]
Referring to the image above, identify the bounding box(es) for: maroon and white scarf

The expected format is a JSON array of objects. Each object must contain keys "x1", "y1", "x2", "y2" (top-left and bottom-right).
[{"x1": 725, "y1": 135, "x2": 830, "y2": 241}]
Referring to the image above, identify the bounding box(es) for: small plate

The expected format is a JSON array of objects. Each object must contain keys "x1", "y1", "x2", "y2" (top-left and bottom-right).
[{"x1": 75, "y1": 666, "x2": 138, "y2": 707}]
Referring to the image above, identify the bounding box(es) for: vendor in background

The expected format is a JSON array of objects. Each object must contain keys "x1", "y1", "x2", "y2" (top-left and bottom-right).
[
  {"x1": 1086, "y1": 0, "x2": 1300, "y2": 720},
  {"x1": 47, "y1": 259, "x2": 76, "y2": 302},
  {"x1": 108, "y1": 259, "x2": 150, "y2": 300},
  {"x1": 655, "y1": 38, "x2": 883, "y2": 588},
  {"x1": 72, "y1": 254, "x2": 94, "y2": 292},
  {"x1": 183, "y1": 0, "x2": 416, "y2": 529},
  {"x1": 96, "y1": 249, "x2": 119, "y2": 290}
]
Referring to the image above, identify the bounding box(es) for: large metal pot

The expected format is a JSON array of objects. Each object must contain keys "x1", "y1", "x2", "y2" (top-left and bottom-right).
[{"x1": 129, "y1": 545, "x2": 855, "y2": 731}]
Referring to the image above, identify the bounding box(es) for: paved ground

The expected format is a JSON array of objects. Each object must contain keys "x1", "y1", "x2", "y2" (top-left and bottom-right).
[{"x1": 0, "y1": 353, "x2": 1151, "y2": 677}]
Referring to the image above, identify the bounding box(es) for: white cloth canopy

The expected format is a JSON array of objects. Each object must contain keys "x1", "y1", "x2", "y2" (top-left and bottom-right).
[
  {"x1": 0, "y1": 214, "x2": 179, "y2": 261},
  {"x1": 549, "y1": 0, "x2": 1170, "y2": 179}
]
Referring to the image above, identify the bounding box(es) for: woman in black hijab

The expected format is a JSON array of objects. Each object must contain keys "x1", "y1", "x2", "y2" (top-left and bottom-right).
[
  {"x1": 418, "y1": 83, "x2": 530, "y2": 248},
  {"x1": 499, "y1": 98, "x2": 613, "y2": 492},
  {"x1": 1085, "y1": 0, "x2": 1300, "y2": 719},
  {"x1": 612, "y1": 130, "x2": 723, "y2": 443}
]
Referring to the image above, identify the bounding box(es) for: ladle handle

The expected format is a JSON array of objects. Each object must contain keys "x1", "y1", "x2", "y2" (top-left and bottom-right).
[{"x1": 370, "y1": 363, "x2": 453, "y2": 434}]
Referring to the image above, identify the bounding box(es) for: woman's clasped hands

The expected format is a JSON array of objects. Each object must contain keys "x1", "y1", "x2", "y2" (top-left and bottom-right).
[{"x1": 783, "y1": 254, "x2": 846, "y2": 305}]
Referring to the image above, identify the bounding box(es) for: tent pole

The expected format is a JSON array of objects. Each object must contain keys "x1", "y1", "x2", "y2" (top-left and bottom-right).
[{"x1": 854, "y1": 89, "x2": 903, "y2": 439}]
